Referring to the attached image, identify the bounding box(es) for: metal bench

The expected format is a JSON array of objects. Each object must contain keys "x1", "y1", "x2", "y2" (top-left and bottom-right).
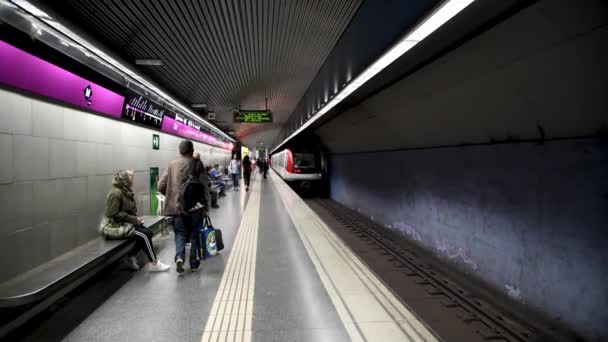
[{"x1": 0, "y1": 216, "x2": 167, "y2": 337}]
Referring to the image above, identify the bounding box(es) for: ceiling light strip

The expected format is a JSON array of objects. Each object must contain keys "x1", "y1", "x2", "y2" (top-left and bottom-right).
[
  {"x1": 271, "y1": 0, "x2": 476, "y2": 153},
  {"x1": 10, "y1": 0, "x2": 235, "y2": 143}
]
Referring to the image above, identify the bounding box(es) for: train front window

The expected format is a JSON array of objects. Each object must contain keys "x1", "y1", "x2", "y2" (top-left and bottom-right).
[{"x1": 293, "y1": 153, "x2": 315, "y2": 168}]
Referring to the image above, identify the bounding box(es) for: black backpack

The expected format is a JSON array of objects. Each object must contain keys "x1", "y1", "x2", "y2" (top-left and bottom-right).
[{"x1": 178, "y1": 160, "x2": 206, "y2": 214}]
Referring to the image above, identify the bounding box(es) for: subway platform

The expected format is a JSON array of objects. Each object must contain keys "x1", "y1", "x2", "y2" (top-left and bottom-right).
[{"x1": 10, "y1": 171, "x2": 441, "y2": 342}]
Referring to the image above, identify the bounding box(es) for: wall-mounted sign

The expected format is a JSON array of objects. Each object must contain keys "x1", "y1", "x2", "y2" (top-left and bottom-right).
[
  {"x1": 122, "y1": 90, "x2": 166, "y2": 128},
  {"x1": 152, "y1": 134, "x2": 160, "y2": 150},
  {"x1": 234, "y1": 110, "x2": 273, "y2": 123},
  {"x1": 0, "y1": 40, "x2": 124, "y2": 118}
]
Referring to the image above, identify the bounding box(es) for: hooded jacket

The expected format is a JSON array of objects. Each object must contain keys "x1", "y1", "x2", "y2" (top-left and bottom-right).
[{"x1": 105, "y1": 170, "x2": 139, "y2": 225}]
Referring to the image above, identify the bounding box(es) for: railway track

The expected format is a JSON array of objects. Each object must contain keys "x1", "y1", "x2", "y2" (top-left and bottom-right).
[{"x1": 310, "y1": 198, "x2": 557, "y2": 342}]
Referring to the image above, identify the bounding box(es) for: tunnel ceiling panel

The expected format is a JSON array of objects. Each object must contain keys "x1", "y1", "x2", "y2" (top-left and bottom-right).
[{"x1": 36, "y1": 0, "x2": 363, "y2": 146}]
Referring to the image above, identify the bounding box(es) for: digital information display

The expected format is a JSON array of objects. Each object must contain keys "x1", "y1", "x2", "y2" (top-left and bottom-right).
[
  {"x1": 121, "y1": 90, "x2": 166, "y2": 129},
  {"x1": 234, "y1": 110, "x2": 273, "y2": 123}
]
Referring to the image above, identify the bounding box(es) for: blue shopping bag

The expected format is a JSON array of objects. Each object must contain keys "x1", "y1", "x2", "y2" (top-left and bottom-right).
[{"x1": 198, "y1": 215, "x2": 218, "y2": 259}]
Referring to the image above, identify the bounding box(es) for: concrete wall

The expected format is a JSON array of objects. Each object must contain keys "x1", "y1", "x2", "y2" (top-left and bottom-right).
[
  {"x1": 329, "y1": 138, "x2": 608, "y2": 340},
  {"x1": 0, "y1": 87, "x2": 231, "y2": 282},
  {"x1": 317, "y1": 0, "x2": 608, "y2": 154},
  {"x1": 316, "y1": 3, "x2": 608, "y2": 337}
]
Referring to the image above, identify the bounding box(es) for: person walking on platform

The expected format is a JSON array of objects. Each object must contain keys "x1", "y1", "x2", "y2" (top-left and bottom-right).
[
  {"x1": 262, "y1": 158, "x2": 269, "y2": 179},
  {"x1": 104, "y1": 170, "x2": 170, "y2": 272},
  {"x1": 229, "y1": 154, "x2": 240, "y2": 190},
  {"x1": 158, "y1": 140, "x2": 211, "y2": 274},
  {"x1": 242, "y1": 155, "x2": 252, "y2": 191}
]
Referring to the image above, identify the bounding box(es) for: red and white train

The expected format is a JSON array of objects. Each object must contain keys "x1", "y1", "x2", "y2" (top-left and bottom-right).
[{"x1": 270, "y1": 148, "x2": 326, "y2": 189}]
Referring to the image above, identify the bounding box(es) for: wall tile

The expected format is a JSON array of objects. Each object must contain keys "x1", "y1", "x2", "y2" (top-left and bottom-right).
[
  {"x1": 103, "y1": 119, "x2": 121, "y2": 145},
  {"x1": 146, "y1": 149, "x2": 161, "y2": 168},
  {"x1": 95, "y1": 143, "x2": 114, "y2": 175},
  {"x1": 0, "y1": 182, "x2": 33, "y2": 235},
  {"x1": 0, "y1": 89, "x2": 32, "y2": 135},
  {"x1": 127, "y1": 146, "x2": 146, "y2": 172},
  {"x1": 111, "y1": 144, "x2": 129, "y2": 173},
  {"x1": 0, "y1": 134, "x2": 13, "y2": 184},
  {"x1": 76, "y1": 141, "x2": 95, "y2": 177},
  {"x1": 0, "y1": 232, "x2": 19, "y2": 282},
  {"x1": 14, "y1": 224, "x2": 51, "y2": 274},
  {"x1": 63, "y1": 106, "x2": 88, "y2": 141},
  {"x1": 13, "y1": 135, "x2": 49, "y2": 181},
  {"x1": 86, "y1": 114, "x2": 107, "y2": 144},
  {"x1": 49, "y1": 217, "x2": 78, "y2": 259},
  {"x1": 49, "y1": 139, "x2": 77, "y2": 179},
  {"x1": 64, "y1": 177, "x2": 88, "y2": 216},
  {"x1": 120, "y1": 123, "x2": 139, "y2": 147},
  {"x1": 132, "y1": 170, "x2": 149, "y2": 195},
  {"x1": 33, "y1": 179, "x2": 65, "y2": 226},
  {"x1": 32, "y1": 100, "x2": 64, "y2": 139},
  {"x1": 77, "y1": 208, "x2": 101, "y2": 245},
  {"x1": 87, "y1": 175, "x2": 111, "y2": 211}
]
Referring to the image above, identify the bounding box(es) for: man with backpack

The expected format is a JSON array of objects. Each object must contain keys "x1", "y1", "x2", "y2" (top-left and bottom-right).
[{"x1": 158, "y1": 140, "x2": 210, "y2": 274}]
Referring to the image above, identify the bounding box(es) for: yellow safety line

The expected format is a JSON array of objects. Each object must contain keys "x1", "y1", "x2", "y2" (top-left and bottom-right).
[{"x1": 202, "y1": 176, "x2": 260, "y2": 342}]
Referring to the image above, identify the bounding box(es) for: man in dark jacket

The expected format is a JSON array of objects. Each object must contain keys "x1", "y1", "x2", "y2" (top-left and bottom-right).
[{"x1": 158, "y1": 140, "x2": 210, "y2": 274}]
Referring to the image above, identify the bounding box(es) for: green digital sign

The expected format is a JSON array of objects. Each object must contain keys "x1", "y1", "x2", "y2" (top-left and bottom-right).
[{"x1": 234, "y1": 110, "x2": 273, "y2": 123}]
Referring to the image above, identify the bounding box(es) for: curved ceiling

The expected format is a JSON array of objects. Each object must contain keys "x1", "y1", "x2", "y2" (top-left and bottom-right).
[{"x1": 35, "y1": 0, "x2": 363, "y2": 147}]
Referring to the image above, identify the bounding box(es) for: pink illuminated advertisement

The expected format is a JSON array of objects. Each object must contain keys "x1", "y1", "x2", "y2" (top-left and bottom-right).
[
  {"x1": 0, "y1": 40, "x2": 232, "y2": 150},
  {"x1": 0, "y1": 40, "x2": 124, "y2": 118},
  {"x1": 162, "y1": 116, "x2": 233, "y2": 150}
]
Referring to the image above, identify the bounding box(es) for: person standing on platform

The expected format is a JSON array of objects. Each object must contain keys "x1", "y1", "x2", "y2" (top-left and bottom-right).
[
  {"x1": 229, "y1": 154, "x2": 240, "y2": 191},
  {"x1": 242, "y1": 155, "x2": 252, "y2": 191},
  {"x1": 158, "y1": 140, "x2": 210, "y2": 274}
]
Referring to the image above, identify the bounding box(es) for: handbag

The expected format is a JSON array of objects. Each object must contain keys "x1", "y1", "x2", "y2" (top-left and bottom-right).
[{"x1": 102, "y1": 217, "x2": 135, "y2": 239}]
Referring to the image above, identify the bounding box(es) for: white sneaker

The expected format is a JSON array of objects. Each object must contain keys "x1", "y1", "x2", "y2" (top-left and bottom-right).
[
  {"x1": 149, "y1": 260, "x2": 170, "y2": 272},
  {"x1": 123, "y1": 256, "x2": 139, "y2": 271}
]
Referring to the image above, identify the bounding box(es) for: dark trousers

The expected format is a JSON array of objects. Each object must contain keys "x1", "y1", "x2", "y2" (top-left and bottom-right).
[
  {"x1": 244, "y1": 171, "x2": 251, "y2": 187},
  {"x1": 263, "y1": 169, "x2": 268, "y2": 179},
  {"x1": 174, "y1": 213, "x2": 202, "y2": 268},
  {"x1": 210, "y1": 189, "x2": 218, "y2": 206},
  {"x1": 231, "y1": 173, "x2": 239, "y2": 187},
  {"x1": 132, "y1": 225, "x2": 156, "y2": 262}
]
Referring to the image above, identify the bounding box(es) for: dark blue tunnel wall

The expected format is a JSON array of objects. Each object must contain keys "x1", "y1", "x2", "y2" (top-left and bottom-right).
[{"x1": 329, "y1": 138, "x2": 608, "y2": 340}]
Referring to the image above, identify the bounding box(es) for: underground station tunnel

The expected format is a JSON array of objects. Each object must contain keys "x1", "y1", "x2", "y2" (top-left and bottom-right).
[{"x1": 0, "y1": 1, "x2": 606, "y2": 341}]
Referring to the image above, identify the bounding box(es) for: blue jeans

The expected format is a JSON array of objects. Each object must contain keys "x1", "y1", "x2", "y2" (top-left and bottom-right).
[
  {"x1": 174, "y1": 213, "x2": 202, "y2": 268},
  {"x1": 218, "y1": 180, "x2": 226, "y2": 194},
  {"x1": 231, "y1": 173, "x2": 239, "y2": 187}
]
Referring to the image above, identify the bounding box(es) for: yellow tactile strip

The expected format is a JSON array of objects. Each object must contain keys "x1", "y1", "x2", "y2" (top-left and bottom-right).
[
  {"x1": 270, "y1": 170, "x2": 439, "y2": 342},
  {"x1": 202, "y1": 177, "x2": 260, "y2": 342}
]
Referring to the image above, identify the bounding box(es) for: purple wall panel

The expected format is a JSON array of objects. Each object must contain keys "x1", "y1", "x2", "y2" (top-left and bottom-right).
[
  {"x1": 162, "y1": 116, "x2": 232, "y2": 150},
  {"x1": 0, "y1": 40, "x2": 123, "y2": 118}
]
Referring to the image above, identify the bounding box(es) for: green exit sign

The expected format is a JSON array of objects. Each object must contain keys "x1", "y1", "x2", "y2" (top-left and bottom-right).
[
  {"x1": 152, "y1": 134, "x2": 160, "y2": 150},
  {"x1": 234, "y1": 110, "x2": 273, "y2": 123}
]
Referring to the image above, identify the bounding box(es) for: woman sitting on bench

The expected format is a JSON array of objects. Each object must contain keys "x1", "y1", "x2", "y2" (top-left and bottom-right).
[{"x1": 104, "y1": 170, "x2": 170, "y2": 272}]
